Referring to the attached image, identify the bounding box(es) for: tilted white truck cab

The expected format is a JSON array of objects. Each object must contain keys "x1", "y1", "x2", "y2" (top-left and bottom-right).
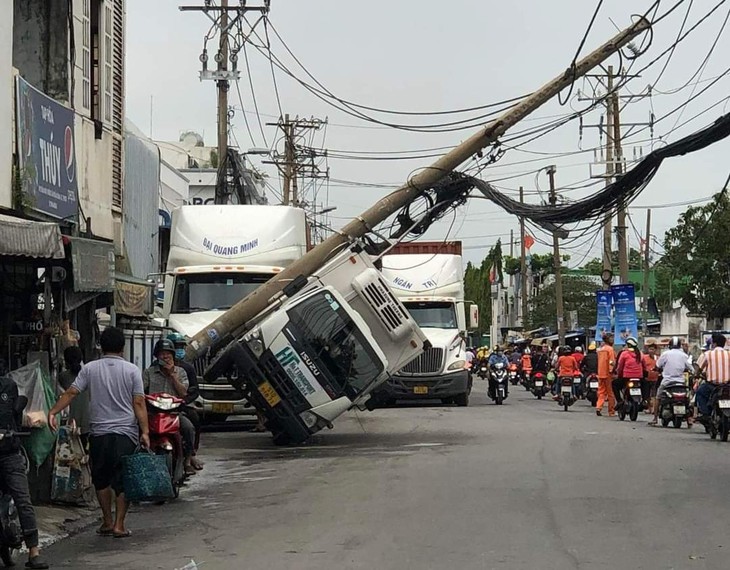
[
  {"x1": 206, "y1": 246, "x2": 429, "y2": 444},
  {"x1": 161, "y1": 205, "x2": 307, "y2": 421},
  {"x1": 375, "y1": 241, "x2": 474, "y2": 406}
]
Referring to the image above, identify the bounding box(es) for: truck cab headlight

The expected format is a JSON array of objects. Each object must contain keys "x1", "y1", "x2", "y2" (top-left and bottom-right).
[
  {"x1": 300, "y1": 410, "x2": 319, "y2": 429},
  {"x1": 447, "y1": 360, "x2": 466, "y2": 371},
  {"x1": 243, "y1": 328, "x2": 264, "y2": 357}
]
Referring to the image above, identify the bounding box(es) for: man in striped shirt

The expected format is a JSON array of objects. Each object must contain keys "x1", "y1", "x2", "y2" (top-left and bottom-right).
[{"x1": 695, "y1": 333, "x2": 730, "y2": 417}]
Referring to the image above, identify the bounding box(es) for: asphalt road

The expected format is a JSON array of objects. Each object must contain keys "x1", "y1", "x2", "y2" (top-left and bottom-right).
[{"x1": 44, "y1": 379, "x2": 730, "y2": 569}]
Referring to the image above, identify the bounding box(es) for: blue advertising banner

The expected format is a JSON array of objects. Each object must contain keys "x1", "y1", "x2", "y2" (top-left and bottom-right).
[
  {"x1": 595, "y1": 290, "x2": 613, "y2": 342},
  {"x1": 15, "y1": 76, "x2": 78, "y2": 220},
  {"x1": 611, "y1": 284, "x2": 638, "y2": 346}
]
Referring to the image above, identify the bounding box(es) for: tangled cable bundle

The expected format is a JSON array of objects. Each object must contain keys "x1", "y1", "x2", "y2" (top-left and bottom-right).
[{"x1": 468, "y1": 111, "x2": 730, "y2": 227}]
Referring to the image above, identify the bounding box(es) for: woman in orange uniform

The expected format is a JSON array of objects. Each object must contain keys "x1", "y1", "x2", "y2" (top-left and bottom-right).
[{"x1": 596, "y1": 333, "x2": 616, "y2": 416}]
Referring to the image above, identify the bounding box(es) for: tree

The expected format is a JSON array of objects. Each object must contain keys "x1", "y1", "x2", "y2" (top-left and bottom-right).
[
  {"x1": 526, "y1": 275, "x2": 598, "y2": 331},
  {"x1": 660, "y1": 191, "x2": 730, "y2": 318},
  {"x1": 581, "y1": 248, "x2": 643, "y2": 275},
  {"x1": 463, "y1": 240, "x2": 505, "y2": 336},
  {"x1": 503, "y1": 255, "x2": 521, "y2": 276}
]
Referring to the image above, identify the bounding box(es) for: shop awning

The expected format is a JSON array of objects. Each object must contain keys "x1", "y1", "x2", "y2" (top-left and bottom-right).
[{"x1": 0, "y1": 214, "x2": 64, "y2": 259}]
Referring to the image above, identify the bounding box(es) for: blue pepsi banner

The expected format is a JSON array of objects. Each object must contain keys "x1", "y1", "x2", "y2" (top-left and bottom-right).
[
  {"x1": 15, "y1": 76, "x2": 78, "y2": 221},
  {"x1": 594, "y1": 290, "x2": 613, "y2": 342},
  {"x1": 611, "y1": 283, "x2": 638, "y2": 346}
]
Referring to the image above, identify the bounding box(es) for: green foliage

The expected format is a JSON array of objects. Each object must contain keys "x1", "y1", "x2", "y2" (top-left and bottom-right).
[
  {"x1": 209, "y1": 149, "x2": 219, "y2": 168},
  {"x1": 660, "y1": 191, "x2": 730, "y2": 317},
  {"x1": 526, "y1": 275, "x2": 598, "y2": 330},
  {"x1": 463, "y1": 240, "x2": 505, "y2": 335},
  {"x1": 581, "y1": 248, "x2": 644, "y2": 275},
  {"x1": 503, "y1": 256, "x2": 521, "y2": 276},
  {"x1": 11, "y1": 163, "x2": 36, "y2": 213}
]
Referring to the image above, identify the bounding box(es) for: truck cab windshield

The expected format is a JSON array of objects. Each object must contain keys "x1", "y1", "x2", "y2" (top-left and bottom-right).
[
  {"x1": 403, "y1": 301, "x2": 457, "y2": 329},
  {"x1": 171, "y1": 272, "x2": 272, "y2": 313},
  {"x1": 288, "y1": 291, "x2": 383, "y2": 399}
]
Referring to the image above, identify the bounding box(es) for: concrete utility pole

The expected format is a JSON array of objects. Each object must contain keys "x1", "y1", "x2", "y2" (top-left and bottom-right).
[
  {"x1": 613, "y1": 89, "x2": 630, "y2": 284},
  {"x1": 216, "y1": 0, "x2": 229, "y2": 202},
  {"x1": 602, "y1": 66, "x2": 615, "y2": 288},
  {"x1": 519, "y1": 187, "x2": 528, "y2": 327},
  {"x1": 642, "y1": 208, "x2": 652, "y2": 339},
  {"x1": 547, "y1": 166, "x2": 566, "y2": 345},
  {"x1": 180, "y1": 1, "x2": 271, "y2": 204},
  {"x1": 186, "y1": 17, "x2": 650, "y2": 360},
  {"x1": 281, "y1": 114, "x2": 293, "y2": 204}
]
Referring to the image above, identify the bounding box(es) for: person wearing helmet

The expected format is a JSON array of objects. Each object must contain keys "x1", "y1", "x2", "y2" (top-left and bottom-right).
[
  {"x1": 613, "y1": 336, "x2": 648, "y2": 411},
  {"x1": 572, "y1": 346, "x2": 585, "y2": 368},
  {"x1": 167, "y1": 333, "x2": 204, "y2": 471},
  {"x1": 143, "y1": 339, "x2": 197, "y2": 475},
  {"x1": 553, "y1": 346, "x2": 579, "y2": 398},
  {"x1": 642, "y1": 339, "x2": 660, "y2": 415},
  {"x1": 487, "y1": 346, "x2": 510, "y2": 399},
  {"x1": 581, "y1": 342, "x2": 599, "y2": 375},
  {"x1": 650, "y1": 336, "x2": 694, "y2": 426},
  {"x1": 520, "y1": 348, "x2": 533, "y2": 379}
]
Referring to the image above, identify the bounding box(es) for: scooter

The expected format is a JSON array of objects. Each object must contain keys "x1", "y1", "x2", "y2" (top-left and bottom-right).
[
  {"x1": 707, "y1": 384, "x2": 730, "y2": 441},
  {"x1": 490, "y1": 363, "x2": 509, "y2": 405},
  {"x1": 531, "y1": 371, "x2": 548, "y2": 400},
  {"x1": 0, "y1": 430, "x2": 26, "y2": 567},
  {"x1": 146, "y1": 393, "x2": 186, "y2": 499},
  {"x1": 584, "y1": 373, "x2": 599, "y2": 406},
  {"x1": 508, "y1": 363, "x2": 520, "y2": 386},
  {"x1": 618, "y1": 378, "x2": 643, "y2": 422},
  {"x1": 477, "y1": 361, "x2": 489, "y2": 381},
  {"x1": 521, "y1": 369, "x2": 533, "y2": 391},
  {"x1": 658, "y1": 385, "x2": 692, "y2": 429},
  {"x1": 556, "y1": 376, "x2": 577, "y2": 411}
]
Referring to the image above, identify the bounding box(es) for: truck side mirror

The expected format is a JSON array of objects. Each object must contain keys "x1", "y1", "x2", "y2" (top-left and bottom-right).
[{"x1": 469, "y1": 304, "x2": 479, "y2": 329}]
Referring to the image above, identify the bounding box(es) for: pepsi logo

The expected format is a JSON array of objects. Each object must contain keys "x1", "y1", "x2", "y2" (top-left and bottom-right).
[{"x1": 64, "y1": 125, "x2": 75, "y2": 183}]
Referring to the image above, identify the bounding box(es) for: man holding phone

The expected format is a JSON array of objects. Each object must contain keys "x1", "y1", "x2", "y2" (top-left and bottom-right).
[{"x1": 143, "y1": 340, "x2": 197, "y2": 476}]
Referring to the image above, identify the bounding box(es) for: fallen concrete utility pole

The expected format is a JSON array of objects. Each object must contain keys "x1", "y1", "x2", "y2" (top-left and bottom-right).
[{"x1": 186, "y1": 16, "x2": 650, "y2": 361}]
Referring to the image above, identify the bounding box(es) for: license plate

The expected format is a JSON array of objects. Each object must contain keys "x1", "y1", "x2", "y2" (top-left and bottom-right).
[
  {"x1": 413, "y1": 385, "x2": 429, "y2": 395},
  {"x1": 629, "y1": 388, "x2": 642, "y2": 396},
  {"x1": 573, "y1": 378, "x2": 581, "y2": 384},
  {"x1": 211, "y1": 402, "x2": 234, "y2": 414},
  {"x1": 589, "y1": 382, "x2": 599, "y2": 389},
  {"x1": 534, "y1": 381, "x2": 544, "y2": 387},
  {"x1": 673, "y1": 405, "x2": 686, "y2": 415},
  {"x1": 719, "y1": 400, "x2": 730, "y2": 409},
  {"x1": 562, "y1": 387, "x2": 572, "y2": 394},
  {"x1": 257, "y1": 381, "x2": 282, "y2": 407}
]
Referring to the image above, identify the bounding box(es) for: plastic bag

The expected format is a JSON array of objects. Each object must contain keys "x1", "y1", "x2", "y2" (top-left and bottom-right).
[
  {"x1": 8, "y1": 361, "x2": 49, "y2": 427},
  {"x1": 122, "y1": 451, "x2": 175, "y2": 502}
]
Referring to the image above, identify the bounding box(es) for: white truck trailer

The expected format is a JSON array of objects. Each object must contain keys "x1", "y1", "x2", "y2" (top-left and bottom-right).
[
  {"x1": 376, "y1": 241, "x2": 475, "y2": 406},
  {"x1": 161, "y1": 205, "x2": 307, "y2": 421}
]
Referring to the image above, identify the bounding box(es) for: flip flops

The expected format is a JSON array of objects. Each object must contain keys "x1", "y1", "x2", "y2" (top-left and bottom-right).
[
  {"x1": 113, "y1": 530, "x2": 132, "y2": 539},
  {"x1": 96, "y1": 527, "x2": 114, "y2": 537}
]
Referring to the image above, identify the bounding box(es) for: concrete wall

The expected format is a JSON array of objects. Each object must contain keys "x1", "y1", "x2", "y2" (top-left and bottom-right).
[
  {"x1": 0, "y1": 2, "x2": 13, "y2": 210},
  {"x1": 12, "y1": 0, "x2": 69, "y2": 103}
]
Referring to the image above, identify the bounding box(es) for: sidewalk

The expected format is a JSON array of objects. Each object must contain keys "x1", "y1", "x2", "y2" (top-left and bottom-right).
[{"x1": 35, "y1": 504, "x2": 98, "y2": 549}]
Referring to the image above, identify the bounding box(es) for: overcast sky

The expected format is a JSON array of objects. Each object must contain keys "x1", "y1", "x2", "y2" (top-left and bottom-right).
[{"x1": 126, "y1": 0, "x2": 730, "y2": 267}]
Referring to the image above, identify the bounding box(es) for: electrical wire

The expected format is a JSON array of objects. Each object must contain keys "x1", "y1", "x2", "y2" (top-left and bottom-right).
[{"x1": 559, "y1": 0, "x2": 604, "y2": 106}]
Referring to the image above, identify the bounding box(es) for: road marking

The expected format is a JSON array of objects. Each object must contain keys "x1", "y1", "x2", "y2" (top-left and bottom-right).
[{"x1": 403, "y1": 443, "x2": 445, "y2": 448}]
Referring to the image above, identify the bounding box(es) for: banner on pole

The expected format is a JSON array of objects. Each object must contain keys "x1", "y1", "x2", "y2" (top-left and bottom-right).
[
  {"x1": 594, "y1": 290, "x2": 612, "y2": 342},
  {"x1": 611, "y1": 284, "x2": 638, "y2": 346}
]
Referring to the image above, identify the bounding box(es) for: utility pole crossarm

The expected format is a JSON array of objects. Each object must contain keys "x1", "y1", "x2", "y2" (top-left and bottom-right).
[{"x1": 186, "y1": 16, "x2": 651, "y2": 361}]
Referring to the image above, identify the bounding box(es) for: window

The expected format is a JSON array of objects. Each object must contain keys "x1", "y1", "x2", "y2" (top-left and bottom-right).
[
  {"x1": 287, "y1": 292, "x2": 384, "y2": 398},
  {"x1": 403, "y1": 301, "x2": 458, "y2": 329},
  {"x1": 81, "y1": 0, "x2": 90, "y2": 110},
  {"x1": 171, "y1": 273, "x2": 273, "y2": 313},
  {"x1": 90, "y1": 0, "x2": 101, "y2": 121},
  {"x1": 104, "y1": 4, "x2": 113, "y2": 122}
]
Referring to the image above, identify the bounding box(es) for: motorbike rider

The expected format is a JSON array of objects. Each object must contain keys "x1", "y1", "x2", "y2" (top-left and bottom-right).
[
  {"x1": 0, "y1": 359, "x2": 49, "y2": 569},
  {"x1": 695, "y1": 333, "x2": 730, "y2": 422},
  {"x1": 508, "y1": 347, "x2": 522, "y2": 366},
  {"x1": 649, "y1": 336, "x2": 694, "y2": 426},
  {"x1": 642, "y1": 339, "x2": 660, "y2": 415},
  {"x1": 613, "y1": 337, "x2": 647, "y2": 410},
  {"x1": 167, "y1": 333, "x2": 204, "y2": 471},
  {"x1": 572, "y1": 346, "x2": 585, "y2": 368},
  {"x1": 487, "y1": 346, "x2": 510, "y2": 399},
  {"x1": 143, "y1": 340, "x2": 198, "y2": 476},
  {"x1": 581, "y1": 342, "x2": 599, "y2": 375},
  {"x1": 553, "y1": 346, "x2": 579, "y2": 398},
  {"x1": 521, "y1": 348, "x2": 533, "y2": 378},
  {"x1": 531, "y1": 345, "x2": 550, "y2": 376}
]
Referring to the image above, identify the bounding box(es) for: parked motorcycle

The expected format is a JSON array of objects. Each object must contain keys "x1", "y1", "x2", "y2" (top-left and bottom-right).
[
  {"x1": 556, "y1": 376, "x2": 577, "y2": 411},
  {"x1": 584, "y1": 373, "x2": 599, "y2": 406},
  {"x1": 618, "y1": 378, "x2": 643, "y2": 422},
  {"x1": 146, "y1": 393, "x2": 186, "y2": 499},
  {"x1": 531, "y1": 371, "x2": 548, "y2": 400},
  {"x1": 490, "y1": 363, "x2": 509, "y2": 405},
  {"x1": 508, "y1": 363, "x2": 520, "y2": 386},
  {"x1": 707, "y1": 384, "x2": 730, "y2": 441},
  {"x1": 658, "y1": 385, "x2": 692, "y2": 429}
]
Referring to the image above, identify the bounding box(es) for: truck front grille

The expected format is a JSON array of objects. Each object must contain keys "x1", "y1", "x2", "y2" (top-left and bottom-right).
[
  {"x1": 259, "y1": 351, "x2": 309, "y2": 414},
  {"x1": 399, "y1": 347, "x2": 444, "y2": 375}
]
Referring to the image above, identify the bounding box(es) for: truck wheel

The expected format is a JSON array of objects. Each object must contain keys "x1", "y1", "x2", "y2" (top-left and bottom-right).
[
  {"x1": 272, "y1": 431, "x2": 292, "y2": 446},
  {"x1": 454, "y1": 392, "x2": 469, "y2": 407}
]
